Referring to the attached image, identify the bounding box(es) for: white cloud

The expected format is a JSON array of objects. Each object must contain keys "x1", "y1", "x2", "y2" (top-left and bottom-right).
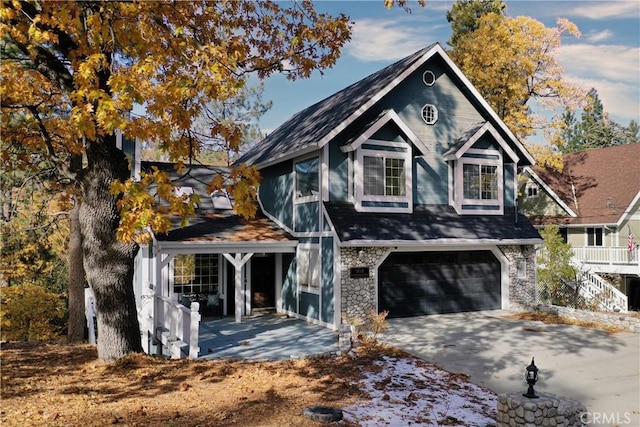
[
  {"x1": 567, "y1": 1, "x2": 639, "y2": 19},
  {"x1": 347, "y1": 18, "x2": 443, "y2": 62},
  {"x1": 585, "y1": 29, "x2": 614, "y2": 43},
  {"x1": 559, "y1": 43, "x2": 640, "y2": 123}
]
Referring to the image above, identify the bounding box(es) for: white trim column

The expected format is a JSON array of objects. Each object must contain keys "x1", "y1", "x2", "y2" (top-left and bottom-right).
[{"x1": 223, "y1": 253, "x2": 254, "y2": 323}]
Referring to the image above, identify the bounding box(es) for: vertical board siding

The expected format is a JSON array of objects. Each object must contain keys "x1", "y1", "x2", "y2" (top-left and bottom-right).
[
  {"x1": 295, "y1": 202, "x2": 320, "y2": 233},
  {"x1": 299, "y1": 292, "x2": 320, "y2": 320},
  {"x1": 504, "y1": 163, "x2": 515, "y2": 207},
  {"x1": 281, "y1": 253, "x2": 297, "y2": 313},
  {"x1": 321, "y1": 237, "x2": 334, "y2": 324},
  {"x1": 328, "y1": 140, "x2": 349, "y2": 202}
]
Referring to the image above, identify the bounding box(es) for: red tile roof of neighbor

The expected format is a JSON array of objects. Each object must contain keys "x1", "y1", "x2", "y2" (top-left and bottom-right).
[{"x1": 533, "y1": 144, "x2": 640, "y2": 225}]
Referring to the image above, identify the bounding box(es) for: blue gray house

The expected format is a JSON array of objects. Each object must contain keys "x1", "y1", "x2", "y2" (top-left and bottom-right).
[{"x1": 134, "y1": 43, "x2": 542, "y2": 345}]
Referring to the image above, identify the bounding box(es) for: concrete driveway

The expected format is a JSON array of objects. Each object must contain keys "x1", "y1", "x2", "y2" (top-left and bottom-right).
[{"x1": 380, "y1": 310, "x2": 640, "y2": 427}]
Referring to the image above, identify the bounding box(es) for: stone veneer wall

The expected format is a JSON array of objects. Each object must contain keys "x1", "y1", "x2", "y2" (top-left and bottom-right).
[
  {"x1": 497, "y1": 392, "x2": 586, "y2": 427},
  {"x1": 339, "y1": 245, "x2": 538, "y2": 324},
  {"x1": 499, "y1": 245, "x2": 537, "y2": 307},
  {"x1": 339, "y1": 247, "x2": 389, "y2": 324}
]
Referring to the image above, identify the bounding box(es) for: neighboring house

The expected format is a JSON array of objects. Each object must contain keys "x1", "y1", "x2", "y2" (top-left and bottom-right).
[
  {"x1": 133, "y1": 43, "x2": 542, "y2": 358},
  {"x1": 519, "y1": 144, "x2": 640, "y2": 311}
]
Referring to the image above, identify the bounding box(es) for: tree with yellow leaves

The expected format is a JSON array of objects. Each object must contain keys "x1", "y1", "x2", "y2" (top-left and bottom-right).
[
  {"x1": 1, "y1": 1, "x2": 351, "y2": 361},
  {"x1": 449, "y1": 9, "x2": 585, "y2": 170}
]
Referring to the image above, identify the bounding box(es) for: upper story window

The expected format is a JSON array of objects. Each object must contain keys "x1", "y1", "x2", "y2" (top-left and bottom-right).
[
  {"x1": 355, "y1": 140, "x2": 413, "y2": 213},
  {"x1": 525, "y1": 182, "x2": 539, "y2": 198},
  {"x1": 294, "y1": 156, "x2": 319, "y2": 202},
  {"x1": 463, "y1": 163, "x2": 498, "y2": 200},
  {"x1": 422, "y1": 70, "x2": 436, "y2": 86},
  {"x1": 587, "y1": 227, "x2": 603, "y2": 246},
  {"x1": 363, "y1": 156, "x2": 406, "y2": 197},
  {"x1": 421, "y1": 104, "x2": 438, "y2": 125}
]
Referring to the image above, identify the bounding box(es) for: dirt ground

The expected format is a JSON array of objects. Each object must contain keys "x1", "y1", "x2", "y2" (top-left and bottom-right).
[{"x1": 0, "y1": 341, "x2": 402, "y2": 427}]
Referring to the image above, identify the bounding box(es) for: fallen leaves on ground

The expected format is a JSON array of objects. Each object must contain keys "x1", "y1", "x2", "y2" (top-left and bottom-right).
[{"x1": 1, "y1": 342, "x2": 497, "y2": 426}]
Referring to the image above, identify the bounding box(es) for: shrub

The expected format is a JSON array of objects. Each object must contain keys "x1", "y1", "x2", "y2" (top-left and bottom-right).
[
  {"x1": 346, "y1": 310, "x2": 389, "y2": 347},
  {"x1": 1, "y1": 283, "x2": 65, "y2": 341}
]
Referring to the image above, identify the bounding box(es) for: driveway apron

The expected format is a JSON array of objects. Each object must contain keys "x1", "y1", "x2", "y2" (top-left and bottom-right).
[{"x1": 380, "y1": 310, "x2": 640, "y2": 427}]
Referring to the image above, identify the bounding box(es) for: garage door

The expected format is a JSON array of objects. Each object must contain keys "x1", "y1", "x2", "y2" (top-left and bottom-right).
[{"x1": 379, "y1": 251, "x2": 501, "y2": 318}]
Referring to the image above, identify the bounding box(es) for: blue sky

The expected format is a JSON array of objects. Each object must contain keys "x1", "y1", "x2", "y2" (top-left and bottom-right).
[{"x1": 258, "y1": 1, "x2": 640, "y2": 144}]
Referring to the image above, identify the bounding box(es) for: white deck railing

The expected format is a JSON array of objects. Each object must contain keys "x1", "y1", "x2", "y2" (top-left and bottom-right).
[
  {"x1": 573, "y1": 246, "x2": 638, "y2": 267},
  {"x1": 154, "y1": 295, "x2": 201, "y2": 359}
]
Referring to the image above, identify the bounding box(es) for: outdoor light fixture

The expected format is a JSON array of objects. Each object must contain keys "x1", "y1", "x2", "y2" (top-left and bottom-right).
[{"x1": 523, "y1": 357, "x2": 539, "y2": 398}]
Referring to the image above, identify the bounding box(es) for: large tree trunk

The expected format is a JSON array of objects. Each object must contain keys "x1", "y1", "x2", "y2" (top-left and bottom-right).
[
  {"x1": 67, "y1": 195, "x2": 86, "y2": 342},
  {"x1": 79, "y1": 138, "x2": 141, "y2": 361}
]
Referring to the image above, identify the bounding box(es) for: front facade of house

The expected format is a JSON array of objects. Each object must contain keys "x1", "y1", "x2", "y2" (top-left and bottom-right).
[
  {"x1": 519, "y1": 144, "x2": 640, "y2": 310},
  {"x1": 235, "y1": 43, "x2": 541, "y2": 327},
  {"x1": 133, "y1": 44, "x2": 542, "y2": 355}
]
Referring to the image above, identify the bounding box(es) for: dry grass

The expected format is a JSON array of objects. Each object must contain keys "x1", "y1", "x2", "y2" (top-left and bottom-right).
[{"x1": 508, "y1": 311, "x2": 627, "y2": 334}]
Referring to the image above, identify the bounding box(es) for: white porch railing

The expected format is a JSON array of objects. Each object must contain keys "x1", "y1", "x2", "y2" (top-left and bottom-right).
[
  {"x1": 573, "y1": 265, "x2": 628, "y2": 313},
  {"x1": 154, "y1": 295, "x2": 201, "y2": 359}
]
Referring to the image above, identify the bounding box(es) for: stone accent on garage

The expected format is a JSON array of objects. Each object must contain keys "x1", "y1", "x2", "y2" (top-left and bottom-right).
[
  {"x1": 500, "y1": 245, "x2": 537, "y2": 307},
  {"x1": 339, "y1": 247, "x2": 389, "y2": 324}
]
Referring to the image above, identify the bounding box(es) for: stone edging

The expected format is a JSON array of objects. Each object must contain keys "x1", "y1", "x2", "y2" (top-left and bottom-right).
[{"x1": 512, "y1": 303, "x2": 640, "y2": 333}]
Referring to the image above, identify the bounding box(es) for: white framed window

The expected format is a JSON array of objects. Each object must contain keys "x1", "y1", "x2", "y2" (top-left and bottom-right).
[
  {"x1": 587, "y1": 227, "x2": 603, "y2": 246},
  {"x1": 423, "y1": 70, "x2": 436, "y2": 86},
  {"x1": 363, "y1": 156, "x2": 406, "y2": 197},
  {"x1": 525, "y1": 182, "x2": 539, "y2": 198},
  {"x1": 463, "y1": 163, "x2": 498, "y2": 200},
  {"x1": 297, "y1": 244, "x2": 320, "y2": 294},
  {"x1": 173, "y1": 254, "x2": 219, "y2": 295},
  {"x1": 421, "y1": 104, "x2": 438, "y2": 125},
  {"x1": 452, "y1": 149, "x2": 504, "y2": 215},
  {"x1": 294, "y1": 156, "x2": 319, "y2": 202},
  {"x1": 517, "y1": 259, "x2": 527, "y2": 279}
]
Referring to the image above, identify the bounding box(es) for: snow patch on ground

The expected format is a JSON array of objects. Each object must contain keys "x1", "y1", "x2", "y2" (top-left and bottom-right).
[{"x1": 342, "y1": 354, "x2": 497, "y2": 427}]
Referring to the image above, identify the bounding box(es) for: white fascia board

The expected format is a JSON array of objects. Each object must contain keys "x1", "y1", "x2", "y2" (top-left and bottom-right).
[
  {"x1": 157, "y1": 240, "x2": 298, "y2": 255},
  {"x1": 444, "y1": 122, "x2": 519, "y2": 163},
  {"x1": 341, "y1": 110, "x2": 429, "y2": 156},
  {"x1": 524, "y1": 166, "x2": 577, "y2": 217},
  {"x1": 617, "y1": 190, "x2": 640, "y2": 227},
  {"x1": 337, "y1": 238, "x2": 542, "y2": 247},
  {"x1": 318, "y1": 46, "x2": 441, "y2": 149},
  {"x1": 254, "y1": 145, "x2": 320, "y2": 170}
]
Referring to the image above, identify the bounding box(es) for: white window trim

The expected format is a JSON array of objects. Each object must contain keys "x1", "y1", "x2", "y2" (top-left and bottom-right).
[
  {"x1": 423, "y1": 70, "x2": 436, "y2": 86},
  {"x1": 421, "y1": 104, "x2": 438, "y2": 125},
  {"x1": 453, "y1": 148, "x2": 503, "y2": 215},
  {"x1": 354, "y1": 142, "x2": 413, "y2": 213},
  {"x1": 293, "y1": 155, "x2": 320, "y2": 204},
  {"x1": 297, "y1": 243, "x2": 320, "y2": 295}
]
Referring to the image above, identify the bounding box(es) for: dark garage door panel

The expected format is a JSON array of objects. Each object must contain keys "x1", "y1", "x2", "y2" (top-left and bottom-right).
[{"x1": 379, "y1": 251, "x2": 501, "y2": 318}]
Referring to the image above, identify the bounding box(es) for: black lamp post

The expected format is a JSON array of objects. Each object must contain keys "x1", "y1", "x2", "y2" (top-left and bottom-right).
[{"x1": 523, "y1": 357, "x2": 539, "y2": 399}]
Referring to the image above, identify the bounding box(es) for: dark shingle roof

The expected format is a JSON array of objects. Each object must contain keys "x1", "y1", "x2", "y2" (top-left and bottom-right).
[
  {"x1": 324, "y1": 202, "x2": 541, "y2": 243},
  {"x1": 532, "y1": 144, "x2": 640, "y2": 225},
  {"x1": 141, "y1": 162, "x2": 294, "y2": 243},
  {"x1": 236, "y1": 43, "x2": 438, "y2": 166}
]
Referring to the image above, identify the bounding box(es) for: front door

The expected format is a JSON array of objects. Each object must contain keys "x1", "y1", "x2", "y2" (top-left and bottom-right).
[{"x1": 251, "y1": 254, "x2": 276, "y2": 308}]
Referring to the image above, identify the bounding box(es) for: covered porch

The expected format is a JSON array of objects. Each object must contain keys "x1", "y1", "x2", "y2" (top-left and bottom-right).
[{"x1": 135, "y1": 213, "x2": 300, "y2": 358}]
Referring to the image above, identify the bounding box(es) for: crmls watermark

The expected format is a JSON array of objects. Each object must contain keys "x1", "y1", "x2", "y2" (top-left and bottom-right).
[{"x1": 580, "y1": 412, "x2": 633, "y2": 425}]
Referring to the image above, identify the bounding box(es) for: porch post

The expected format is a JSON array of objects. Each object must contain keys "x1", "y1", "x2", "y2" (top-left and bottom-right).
[{"x1": 223, "y1": 253, "x2": 254, "y2": 323}]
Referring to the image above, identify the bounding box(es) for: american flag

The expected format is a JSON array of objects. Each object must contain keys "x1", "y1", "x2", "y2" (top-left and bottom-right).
[{"x1": 629, "y1": 230, "x2": 635, "y2": 253}]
